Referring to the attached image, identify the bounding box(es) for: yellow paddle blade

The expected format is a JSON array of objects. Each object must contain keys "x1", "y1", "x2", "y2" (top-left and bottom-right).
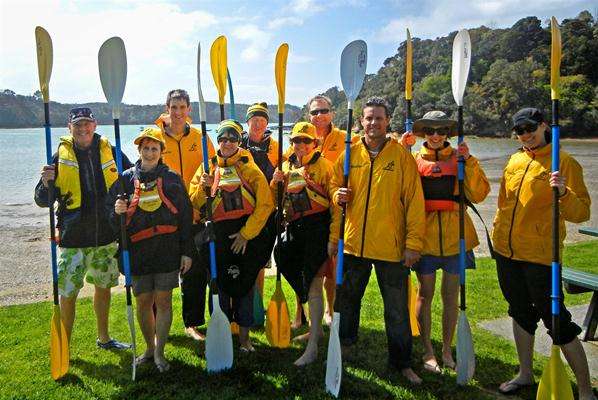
[
  {"x1": 536, "y1": 345, "x2": 574, "y2": 400},
  {"x1": 265, "y1": 281, "x2": 290, "y2": 348},
  {"x1": 210, "y1": 35, "x2": 227, "y2": 105},
  {"x1": 275, "y1": 43, "x2": 289, "y2": 114},
  {"x1": 35, "y1": 26, "x2": 53, "y2": 103},
  {"x1": 407, "y1": 275, "x2": 420, "y2": 337},
  {"x1": 550, "y1": 17, "x2": 562, "y2": 101},
  {"x1": 405, "y1": 28, "x2": 413, "y2": 101},
  {"x1": 230, "y1": 321, "x2": 239, "y2": 335},
  {"x1": 50, "y1": 305, "x2": 69, "y2": 380}
]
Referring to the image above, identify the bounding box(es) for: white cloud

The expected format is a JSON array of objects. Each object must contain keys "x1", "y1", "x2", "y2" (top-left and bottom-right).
[
  {"x1": 290, "y1": 0, "x2": 324, "y2": 14},
  {"x1": 268, "y1": 17, "x2": 305, "y2": 30},
  {"x1": 231, "y1": 24, "x2": 272, "y2": 62}
]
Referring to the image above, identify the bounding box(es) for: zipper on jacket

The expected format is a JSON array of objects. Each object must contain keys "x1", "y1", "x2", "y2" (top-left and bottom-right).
[
  {"x1": 177, "y1": 141, "x2": 184, "y2": 180},
  {"x1": 87, "y1": 152, "x2": 99, "y2": 247},
  {"x1": 507, "y1": 158, "x2": 534, "y2": 258},
  {"x1": 359, "y1": 159, "x2": 375, "y2": 258},
  {"x1": 437, "y1": 211, "x2": 444, "y2": 256}
]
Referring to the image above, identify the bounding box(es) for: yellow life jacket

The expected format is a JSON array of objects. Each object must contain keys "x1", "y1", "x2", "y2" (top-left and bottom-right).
[
  {"x1": 285, "y1": 155, "x2": 330, "y2": 221},
  {"x1": 55, "y1": 136, "x2": 118, "y2": 210},
  {"x1": 210, "y1": 162, "x2": 256, "y2": 222}
]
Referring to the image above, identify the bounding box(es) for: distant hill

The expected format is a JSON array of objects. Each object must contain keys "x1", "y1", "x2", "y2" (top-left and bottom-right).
[
  {"x1": 0, "y1": 91, "x2": 303, "y2": 128},
  {"x1": 310, "y1": 11, "x2": 598, "y2": 137}
]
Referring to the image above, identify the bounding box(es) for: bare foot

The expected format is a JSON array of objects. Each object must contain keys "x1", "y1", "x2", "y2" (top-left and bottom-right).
[
  {"x1": 239, "y1": 341, "x2": 255, "y2": 353},
  {"x1": 185, "y1": 327, "x2": 205, "y2": 341},
  {"x1": 324, "y1": 312, "x2": 333, "y2": 327},
  {"x1": 401, "y1": 368, "x2": 422, "y2": 385},
  {"x1": 294, "y1": 347, "x2": 317, "y2": 366},
  {"x1": 441, "y1": 352, "x2": 455, "y2": 370}
]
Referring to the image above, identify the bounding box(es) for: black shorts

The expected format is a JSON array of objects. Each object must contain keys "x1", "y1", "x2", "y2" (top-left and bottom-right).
[{"x1": 495, "y1": 253, "x2": 581, "y2": 345}]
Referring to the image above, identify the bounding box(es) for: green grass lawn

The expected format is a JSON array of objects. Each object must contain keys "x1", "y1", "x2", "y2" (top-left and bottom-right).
[{"x1": 1, "y1": 241, "x2": 596, "y2": 399}]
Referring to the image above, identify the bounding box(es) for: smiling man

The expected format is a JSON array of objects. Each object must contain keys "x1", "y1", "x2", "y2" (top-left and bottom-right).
[{"x1": 34, "y1": 107, "x2": 133, "y2": 351}]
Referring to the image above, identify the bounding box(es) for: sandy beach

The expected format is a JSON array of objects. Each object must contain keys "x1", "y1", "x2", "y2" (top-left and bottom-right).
[{"x1": 1, "y1": 138, "x2": 597, "y2": 307}]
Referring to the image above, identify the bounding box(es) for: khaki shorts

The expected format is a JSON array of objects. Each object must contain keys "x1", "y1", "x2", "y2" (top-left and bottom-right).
[
  {"x1": 57, "y1": 243, "x2": 120, "y2": 298},
  {"x1": 132, "y1": 270, "x2": 179, "y2": 296}
]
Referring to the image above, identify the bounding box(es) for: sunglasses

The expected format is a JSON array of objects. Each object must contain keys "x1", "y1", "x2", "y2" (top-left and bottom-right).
[
  {"x1": 218, "y1": 137, "x2": 239, "y2": 144},
  {"x1": 309, "y1": 108, "x2": 330, "y2": 116},
  {"x1": 512, "y1": 122, "x2": 538, "y2": 135},
  {"x1": 291, "y1": 137, "x2": 315, "y2": 144},
  {"x1": 422, "y1": 126, "x2": 451, "y2": 136}
]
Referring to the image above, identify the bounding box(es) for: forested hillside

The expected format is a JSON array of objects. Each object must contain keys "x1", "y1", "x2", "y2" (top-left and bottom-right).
[{"x1": 319, "y1": 11, "x2": 598, "y2": 137}]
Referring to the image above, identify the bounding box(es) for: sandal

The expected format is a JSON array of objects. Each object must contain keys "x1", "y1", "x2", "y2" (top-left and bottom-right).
[
  {"x1": 498, "y1": 379, "x2": 534, "y2": 395},
  {"x1": 422, "y1": 358, "x2": 441, "y2": 374},
  {"x1": 155, "y1": 359, "x2": 170, "y2": 373}
]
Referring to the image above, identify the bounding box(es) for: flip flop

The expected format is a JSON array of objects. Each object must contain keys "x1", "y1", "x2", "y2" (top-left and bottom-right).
[
  {"x1": 422, "y1": 358, "x2": 441, "y2": 374},
  {"x1": 498, "y1": 380, "x2": 534, "y2": 395}
]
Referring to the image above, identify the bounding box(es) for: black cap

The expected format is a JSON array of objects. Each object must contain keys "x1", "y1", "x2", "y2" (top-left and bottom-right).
[
  {"x1": 69, "y1": 107, "x2": 96, "y2": 124},
  {"x1": 511, "y1": 108, "x2": 544, "y2": 129}
]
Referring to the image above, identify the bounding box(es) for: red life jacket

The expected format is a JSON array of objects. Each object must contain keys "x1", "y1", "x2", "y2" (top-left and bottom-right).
[
  {"x1": 210, "y1": 162, "x2": 256, "y2": 222},
  {"x1": 416, "y1": 150, "x2": 459, "y2": 212},
  {"x1": 125, "y1": 177, "x2": 179, "y2": 243}
]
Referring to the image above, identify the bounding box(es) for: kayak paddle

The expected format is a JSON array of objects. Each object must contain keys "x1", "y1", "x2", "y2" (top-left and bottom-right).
[
  {"x1": 325, "y1": 39, "x2": 367, "y2": 398},
  {"x1": 404, "y1": 28, "x2": 414, "y2": 151},
  {"x1": 200, "y1": 41, "x2": 234, "y2": 373},
  {"x1": 98, "y1": 37, "x2": 137, "y2": 381},
  {"x1": 265, "y1": 43, "x2": 291, "y2": 348},
  {"x1": 536, "y1": 17, "x2": 574, "y2": 400},
  {"x1": 210, "y1": 36, "x2": 227, "y2": 121},
  {"x1": 226, "y1": 68, "x2": 236, "y2": 120},
  {"x1": 35, "y1": 26, "x2": 69, "y2": 381},
  {"x1": 451, "y1": 29, "x2": 474, "y2": 386}
]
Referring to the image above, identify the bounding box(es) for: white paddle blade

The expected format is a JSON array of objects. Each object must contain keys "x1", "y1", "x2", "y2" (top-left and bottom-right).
[
  {"x1": 456, "y1": 310, "x2": 475, "y2": 385},
  {"x1": 340, "y1": 40, "x2": 367, "y2": 108},
  {"x1": 196, "y1": 42, "x2": 207, "y2": 123},
  {"x1": 325, "y1": 312, "x2": 342, "y2": 397},
  {"x1": 206, "y1": 294, "x2": 233, "y2": 373},
  {"x1": 98, "y1": 37, "x2": 127, "y2": 119},
  {"x1": 451, "y1": 29, "x2": 471, "y2": 106},
  {"x1": 126, "y1": 305, "x2": 136, "y2": 381}
]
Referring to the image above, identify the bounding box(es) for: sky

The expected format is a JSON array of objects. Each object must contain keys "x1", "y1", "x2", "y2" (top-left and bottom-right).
[{"x1": 1, "y1": 0, "x2": 595, "y2": 108}]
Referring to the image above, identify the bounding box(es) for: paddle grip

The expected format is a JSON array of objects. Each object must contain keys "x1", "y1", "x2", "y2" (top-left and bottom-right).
[
  {"x1": 551, "y1": 100, "x2": 561, "y2": 325},
  {"x1": 276, "y1": 112, "x2": 283, "y2": 282},
  {"x1": 405, "y1": 100, "x2": 413, "y2": 133}
]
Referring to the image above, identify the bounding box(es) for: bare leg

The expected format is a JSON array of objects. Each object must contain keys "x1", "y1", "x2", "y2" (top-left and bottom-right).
[
  {"x1": 324, "y1": 259, "x2": 336, "y2": 325},
  {"x1": 94, "y1": 286, "x2": 111, "y2": 343},
  {"x1": 440, "y1": 272, "x2": 459, "y2": 368},
  {"x1": 295, "y1": 277, "x2": 324, "y2": 366},
  {"x1": 292, "y1": 294, "x2": 305, "y2": 329},
  {"x1": 560, "y1": 337, "x2": 596, "y2": 400},
  {"x1": 60, "y1": 294, "x2": 78, "y2": 342},
  {"x1": 239, "y1": 326, "x2": 254, "y2": 351},
  {"x1": 136, "y1": 292, "x2": 156, "y2": 358},
  {"x1": 153, "y1": 290, "x2": 173, "y2": 370},
  {"x1": 416, "y1": 272, "x2": 438, "y2": 371},
  {"x1": 499, "y1": 320, "x2": 534, "y2": 391}
]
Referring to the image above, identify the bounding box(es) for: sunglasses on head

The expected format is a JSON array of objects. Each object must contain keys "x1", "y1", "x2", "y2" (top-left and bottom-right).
[
  {"x1": 218, "y1": 136, "x2": 239, "y2": 144},
  {"x1": 422, "y1": 126, "x2": 451, "y2": 136},
  {"x1": 309, "y1": 108, "x2": 330, "y2": 116},
  {"x1": 291, "y1": 137, "x2": 314, "y2": 144},
  {"x1": 512, "y1": 122, "x2": 538, "y2": 135}
]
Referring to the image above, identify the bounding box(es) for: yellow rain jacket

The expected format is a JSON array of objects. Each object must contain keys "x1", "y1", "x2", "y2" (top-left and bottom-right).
[
  {"x1": 492, "y1": 143, "x2": 590, "y2": 266},
  {"x1": 189, "y1": 148, "x2": 273, "y2": 240},
  {"x1": 271, "y1": 149, "x2": 340, "y2": 243},
  {"x1": 331, "y1": 138, "x2": 426, "y2": 262},
  {"x1": 414, "y1": 144, "x2": 490, "y2": 256},
  {"x1": 154, "y1": 113, "x2": 216, "y2": 189}
]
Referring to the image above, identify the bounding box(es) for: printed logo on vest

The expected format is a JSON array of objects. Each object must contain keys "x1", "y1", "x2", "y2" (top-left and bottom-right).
[
  {"x1": 227, "y1": 265, "x2": 240, "y2": 279},
  {"x1": 432, "y1": 165, "x2": 441, "y2": 174},
  {"x1": 383, "y1": 161, "x2": 395, "y2": 171},
  {"x1": 189, "y1": 143, "x2": 198, "y2": 152}
]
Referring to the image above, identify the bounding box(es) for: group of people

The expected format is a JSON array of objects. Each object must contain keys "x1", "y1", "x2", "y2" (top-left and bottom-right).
[{"x1": 36, "y1": 90, "x2": 595, "y2": 398}]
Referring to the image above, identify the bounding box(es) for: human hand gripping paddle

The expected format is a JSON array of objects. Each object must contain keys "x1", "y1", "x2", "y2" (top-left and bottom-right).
[
  {"x1": 200, "y1": 41, "x2": 234, "y2": 373},
  {"x1": 35, "y1": 26, "x2": 69, "y2": 381},
  {"x1": 265, "y1": 43, "x2": 291, "y2": 348},
  {"x1": 325, "y1": 40, "x2": 367, "y2": 398},
  {"x1": 536, "y1": 17, "x2": 574, "y2": 400},
  {"x1": 98, "y1": 37, "x2": 137, "y2": 381},
  {"x1": 451, "y1": 29, "x2": 474, "y2": 386}
]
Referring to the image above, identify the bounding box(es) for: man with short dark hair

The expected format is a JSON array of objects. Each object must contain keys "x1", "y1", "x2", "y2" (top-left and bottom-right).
[
  {"x1": 35, "y1": 107, "x2": 132, "y2": 350},
  {"x1": 154, "y1": 89, "x2": 216, "y2": 341},
  {"x1": 331, "y1": 96, "x2": 426, "y2": 384}
]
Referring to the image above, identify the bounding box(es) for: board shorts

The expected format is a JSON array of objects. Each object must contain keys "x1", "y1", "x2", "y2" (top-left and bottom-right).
[
  {"x1": 57, "y1": 242, "x2": 120, "y2": 297},
  {"x1": 132, "y1": 270, "x2": 179, "y2": 296},
  {"x1": 411, "y1": 250, "x2": 476, "y2": 275}
]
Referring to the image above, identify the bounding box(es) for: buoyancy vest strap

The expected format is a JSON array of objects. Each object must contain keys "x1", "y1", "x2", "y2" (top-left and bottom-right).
[
  {"x1": 464, "y1": 198, "x2": 495, "y2": 258},
  {"x1": 129, "y1": 225, "x2": 178, "y2": 243}
]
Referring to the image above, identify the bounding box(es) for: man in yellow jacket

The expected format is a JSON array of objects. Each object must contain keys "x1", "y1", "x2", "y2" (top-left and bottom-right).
[
  {"x1": 331, "y1": 97, "x2": 426, "y2": 384},
  {"x1": 492, "y1": 108, "x2": 594, "y2": 399},
  {"x1": 154, "y1": 89, "x2": 216, "y2": 341}
]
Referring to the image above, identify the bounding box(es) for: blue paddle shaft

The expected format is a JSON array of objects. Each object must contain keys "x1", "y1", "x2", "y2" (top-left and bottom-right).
[
  {"x1": 405, "y1": 100, "x2": 413, "y2": 133},
  {"x1": 551, "y1": 100, "x2": 561, "y2": 319},
  {"x1": 200, "y1": 120, "x2": 218, "y2": 280},
  {"x1": 227, "y1": 69, "x2": 236, "y2": 120},
  {"x1": 43, "y1": 102, "x2": 59, "y2": 305},
  {"x1": 457, "y1": 106, "x2": 467, "y2": 306}
]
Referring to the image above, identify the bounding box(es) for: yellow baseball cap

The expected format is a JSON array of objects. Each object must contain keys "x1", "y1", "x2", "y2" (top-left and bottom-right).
[
  {"x1": 134, "y1": 128, "x2": 166, "y2": 150},
  {"x1": 290, "y1": 122, "x2": 316, "y2": 140}
]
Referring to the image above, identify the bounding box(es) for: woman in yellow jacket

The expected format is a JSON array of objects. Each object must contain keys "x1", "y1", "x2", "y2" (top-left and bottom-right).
[
  {"x1": 189, "y1": 120, "x2": 273, "y2": 352},
  {"x1": 402, "y1": 110, "x2": 490, "y2": 373},
  {"x1": 271, "y1": 122, "x2": 339, "y2": 366},
  {"x1": 492, "y1": 108, "x2": 594, "y2": 399}
]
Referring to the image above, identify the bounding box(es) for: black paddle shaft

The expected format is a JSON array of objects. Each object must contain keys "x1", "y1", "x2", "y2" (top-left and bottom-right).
[
  {"x1": 457, "y1": 106, "x2": 467, "y2": 311},
  {"x1": 220, "y1": 104, "x2": 225, "y2": 122},
  {"x1": 551, "y1": 99, "x2": 561, "y2": 339},
  {"x1": 276, "y1": 112, "x2": 283, "y2": 282}
]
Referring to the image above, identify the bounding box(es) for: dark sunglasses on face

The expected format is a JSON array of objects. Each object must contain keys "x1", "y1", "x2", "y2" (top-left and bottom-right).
[
  {"x1": 218, "y1": 136, "x2": 239, "y2": 144},
  {"x1": 291, "y1": 137, "x2": 314, "y2": 144},
  {"x1": 422, "y1": 126, "x2": 451, "y2": 136},
  {"x1": 309, "y1": 108, "x2": 330, "y2": 116},
  {"x1": 512, "y1": 122, "x2": 538, "y2": 135}
]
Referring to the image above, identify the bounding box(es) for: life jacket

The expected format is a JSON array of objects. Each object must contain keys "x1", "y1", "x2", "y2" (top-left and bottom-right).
[
  {"x1": 55, "y1": 135, "x2": 119, "y2": 210},
  {"x1": 284, "y1": 153, "x2": 330, "y2": 221},
  {"x1": 125, "y1": 177, "x2": 179, "y2": 243},
  {"x1": 210, "y1": 160, "x2": 256, "y2": 222},
  {"x1": 416, "y1": 150, "x2": 459, "y2": 212},
  {"x1": 241, "y1": 132, "x2": 276, "y2": 181}
]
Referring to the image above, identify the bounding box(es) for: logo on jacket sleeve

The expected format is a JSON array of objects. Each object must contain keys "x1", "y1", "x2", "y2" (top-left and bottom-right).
[
  {"x1": 189, "y1": 143, "x2": 198, "y2": 152},
  {"x1": 383, "y1": 161, "x2": 395, "y2": 171}
]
